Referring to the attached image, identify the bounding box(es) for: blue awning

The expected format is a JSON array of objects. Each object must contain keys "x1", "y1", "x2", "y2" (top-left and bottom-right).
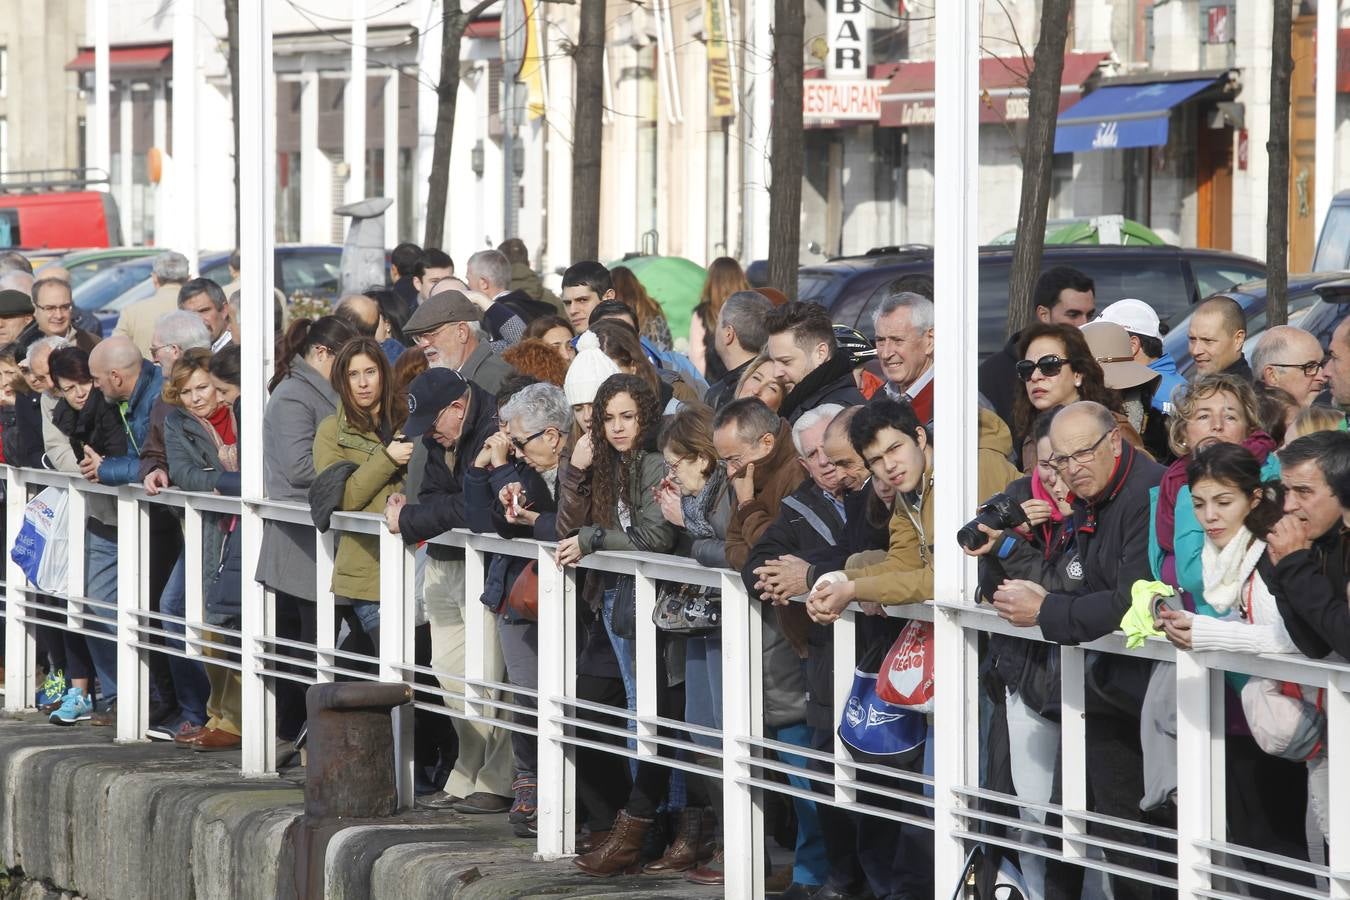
[{"x1": 1054, "y1": 79, "x2": 1216, "y2": 153}]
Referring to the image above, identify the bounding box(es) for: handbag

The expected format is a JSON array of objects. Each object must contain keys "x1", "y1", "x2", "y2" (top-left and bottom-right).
[
  {"x1": 876, "y1": 619, "x2": 935, "y2": 712},
  {"x1": 1240, "y1": 678, "x2": 1325, "y2": 761},
  {"x1": 652, "y1": 582, "x2": 720, "y2": 635},
  {"x1": 838, "y1": 638, "x2": 927, "y2": 761},
  {"x1": 606, "y1": 575, "x2": 638, "y2": 640},
  {"x1": 505, "y1": 561, "x2": 539, "y2": 621}
]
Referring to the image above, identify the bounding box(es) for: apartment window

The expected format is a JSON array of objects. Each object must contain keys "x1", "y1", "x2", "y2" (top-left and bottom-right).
[{"x1": 0, "y1": 47, "x2": 8, "y2": 99}]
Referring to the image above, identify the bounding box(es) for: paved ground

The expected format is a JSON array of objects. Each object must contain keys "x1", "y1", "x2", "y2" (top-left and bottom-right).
[{"x1": 0, "y1": 706, "x2": 727, "y2": 899}]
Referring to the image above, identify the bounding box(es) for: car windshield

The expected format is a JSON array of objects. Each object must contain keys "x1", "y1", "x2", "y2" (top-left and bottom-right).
[
  {"x1": 72, "y1": 260, "x2": 155, "y2": 311},
  {"x1": 1313, "y1": 205, "x2": 1350, "y2": 272}
]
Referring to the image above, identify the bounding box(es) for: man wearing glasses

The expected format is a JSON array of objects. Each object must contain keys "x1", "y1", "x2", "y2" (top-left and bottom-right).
[
  {"x1": 20, "y1": 278, "x2": 99, "y2": 355},
  {"x1": 1250, "y1": 325, "x2": 1329, "y2": 408},
  {"x1": 991, "y1": 401, "x2": 1164, "y2": 899}
]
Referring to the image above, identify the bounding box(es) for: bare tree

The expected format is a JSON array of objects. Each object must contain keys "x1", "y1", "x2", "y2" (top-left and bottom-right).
[
  {"x1": 1266, "y1": 0, "x2": 1294, "y2": 327},
  {"x1": 225, "y1": 0, "x2": 241, "y2": 247},
  {"x1": 1004, "y1": 0, "x2": 1071, "y2": 335},
  {"x1": 425, "y1": 0, "x2": 498, "y2": 249},
  {"x1": 766, "y1": 0, "x2": 805, "y2": 300},
  {"x1": 570, "y1": 0, "x2": 606, "y2": 261}
]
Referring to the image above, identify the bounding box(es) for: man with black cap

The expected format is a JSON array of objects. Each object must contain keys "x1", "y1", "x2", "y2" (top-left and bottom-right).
[
  {"x1": 383, "y1": 367, "x2": 517, "y2": 814},
  {"x1": 403, "y1": 287, "x2": 514, "y2": 395},
  {"x1": 0, "y1": 288, "x2": 34, "y2": 343}
]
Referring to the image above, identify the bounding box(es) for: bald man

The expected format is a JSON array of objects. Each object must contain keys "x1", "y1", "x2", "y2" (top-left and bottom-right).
[
  {"x1": 990, "y1": 400, "x2": 1164, "y2": 897},
  {"x1": 87, "y1": 335, "x2": 165, "y2": 486},
  {"x1": 1187, "y1": 296, "x2": 1250, "y2": 379},
  {"x1": 1251, "y1": 325, "x2": 1328, "y2": 408}
]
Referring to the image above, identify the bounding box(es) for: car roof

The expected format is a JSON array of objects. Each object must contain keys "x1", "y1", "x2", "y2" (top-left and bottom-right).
[{"x1": 800, "y1": 243, "x2": 1263, "y2": 274}]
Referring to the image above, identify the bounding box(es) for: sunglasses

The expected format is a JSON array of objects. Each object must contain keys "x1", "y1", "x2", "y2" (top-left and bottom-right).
[
  {"x1": 510, "y1": 428, "x2": 552, "y2": 452},
  {"x1": 1015, "y1": 355, "x2": 1070, "y2": 382}
]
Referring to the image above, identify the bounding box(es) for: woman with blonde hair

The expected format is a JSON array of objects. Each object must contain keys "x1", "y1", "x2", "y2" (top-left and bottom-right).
[{"x1": 689, "y1": 257, "x2": 751, "y2": 381}]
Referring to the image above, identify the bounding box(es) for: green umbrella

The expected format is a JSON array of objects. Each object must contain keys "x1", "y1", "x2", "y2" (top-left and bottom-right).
[{"x1": 609, "y1": 255, "x2": 708, "y2": 343}]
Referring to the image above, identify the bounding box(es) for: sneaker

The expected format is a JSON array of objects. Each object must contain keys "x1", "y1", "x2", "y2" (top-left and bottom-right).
[
  {"x1": 146, "y1": 718, "x2": 189, "y2": 742},
  {"x1": 36, "y1": 669, "x2": 67, "y2": 710},
  {"x1": 90, "y1": 702, "x2": 117, "y2": 727},
  {"x1": 48, "y1": 688, "x2": 93, "y2": 726},
  {"x1": 509, "y1": 776, "x2": 537, "y2": 825}
]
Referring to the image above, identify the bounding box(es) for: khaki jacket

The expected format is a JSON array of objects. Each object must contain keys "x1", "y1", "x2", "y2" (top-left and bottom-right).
[
  {"x1": 113, "y1": 282, "x2": 182, "y2": 359},
  {"x1": 845, "y1": 409, "x2": 1020, "y2": 604}
]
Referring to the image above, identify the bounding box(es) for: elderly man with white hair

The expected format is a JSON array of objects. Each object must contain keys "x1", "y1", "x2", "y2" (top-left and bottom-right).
[
  {"x1": 1251, "y1": 324, "x2": 1329, "y2": 409},
  {"x1": 113, "y1": 250, "x2": 192, "y2": 358}
]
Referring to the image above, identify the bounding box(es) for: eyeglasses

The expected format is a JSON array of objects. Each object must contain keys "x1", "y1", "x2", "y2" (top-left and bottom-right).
[
  {"x1": 1015, "y1": 355, "x2": 1069, "y2": 382},
  {"x1": 1045, "y1": 429, "x2": 1113, "y2": 472},
  {"x1": 1267, "y1": 360, "x2": 1324, "y2": 377},
  {"x1": 36, "y1": 303, "x2": 72, "y2": 314},
  {"x1": 510, "y1": 428, "x2": 552, "y2": 452}
]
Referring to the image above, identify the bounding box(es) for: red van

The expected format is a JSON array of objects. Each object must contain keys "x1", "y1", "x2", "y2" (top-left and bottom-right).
[{"x1": 0, "y1": 170, "x2": 124, "y2": 249}]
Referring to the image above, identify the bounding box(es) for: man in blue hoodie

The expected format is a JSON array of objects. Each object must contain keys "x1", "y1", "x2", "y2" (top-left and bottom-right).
[{"x1": 1097, "y1": 298, "x2": 1186, "y2": 414}]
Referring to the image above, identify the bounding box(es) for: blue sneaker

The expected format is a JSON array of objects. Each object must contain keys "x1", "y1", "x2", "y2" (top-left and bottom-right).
[
  {"x1": 37, "y1": 669, "x2": 67, "y2": 710},
  {"x1": 48, "y1": 688, "x2": 93, "y2": 726}
]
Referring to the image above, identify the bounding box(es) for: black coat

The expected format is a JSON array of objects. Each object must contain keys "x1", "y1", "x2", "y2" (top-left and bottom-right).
[
  {"x1": 977, "y1": 331, "x2": 1021, "y2": 431},
  {"x1": 51, "y1": 391, "x2": 129, "y2": 459},
  {"x1": 777, "y1": 352, "x2": 865, "y2": 425},
  {"x1": 396, "y1": 383, "x2": 499, "y2": 558},
  {"x1": 704, "y1": 358, "x2": 752, "y2": 411},
  {"x1": 1037, "y1": 440, "x2": 1164, "y2": 645},
  {"x1": 1267, "y1": 527, "x2": 1350, "y2": 660},
  {"x1": 5, "y1": 393, "x2": 43, "y2": 468}
]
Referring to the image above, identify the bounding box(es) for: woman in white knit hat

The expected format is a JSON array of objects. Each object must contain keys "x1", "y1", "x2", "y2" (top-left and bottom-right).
[{"x1": 565, "y1": 330, "x2": 622, "y2": 437}]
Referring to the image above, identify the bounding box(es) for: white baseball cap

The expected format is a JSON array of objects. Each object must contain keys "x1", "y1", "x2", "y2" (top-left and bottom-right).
[{"x1": 1097, "y1": 298, "x2": 1162, "y2": 340}]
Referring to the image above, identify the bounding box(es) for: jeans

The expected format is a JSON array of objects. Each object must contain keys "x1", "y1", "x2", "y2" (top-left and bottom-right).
[
  {"x1": 84, "y1": 531, "x2": 120, "y2": 704},
  {"x1": 1006, "y1": 689, "x2": 1059, "y2": 899},
  {"x1": 684, "y1": 635, "x2": 722, "y2": 750},
  {"x1": 855, "y1": 721, "x2": 935, "y2": 900},
  {"x1": 158, "y1": 554, "x2": 210, "y2": 726},
  {"x1": 497, "y1": 617, "x2": 538, "y2": 780},
  {"x1": 351, "y1": 599, "x2": 381, "y2": 637},
  {"x1": 768, "y1": 722, "x2": 828, "y2": 887},
  {"x1": 601, "y1": 587, "x2": 637, "y2": 710}
]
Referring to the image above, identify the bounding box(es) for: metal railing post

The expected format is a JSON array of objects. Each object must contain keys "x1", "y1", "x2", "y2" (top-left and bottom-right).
[
  {"x1": 115, "y1": 488, "x2": 144, "y2": 742},
  {"x1": 831, "y1": 609, "x2": 857, "y2": 807},
  {"x1": 1058, "y1": 645, "x2": 1088, "y2": 862},
  {"x1": 3, "y1": 467, "x2": 32, "y2": 712},
  {"x1": 316, "y1": 530, "x2": 336, "y2": 683},
  {"x1": 1174, "y1": 650, "x2": 1215, "y2": 895},
  {"x1": 463, "y1": 541, "x2": 495, "y2": 724},
  {"x1": 720, "y1": 571, "x2": 763, "y2": 897},
  {"x1": 240, "y1": 502, "x2": 270, "y2": 776},
  {"x1": 634, "y1": 567, "x2": 658, "y2": 756},
  {"x1": 1328, "y1": 671, "x2": 1350, "y2": 900},
  {"x1": 534, "y1": 545, "x2": 576, "y2": 859},
  {"x1": 378, "y1": 527, "x2": 412, "y2": 810}
]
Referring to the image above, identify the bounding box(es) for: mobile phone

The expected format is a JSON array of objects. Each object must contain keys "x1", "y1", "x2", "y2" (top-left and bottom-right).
[
  {"x1": 70, "y1": 438, "x2": 85, "y2": 459},
  {"x1": 1151, "y1": 592, "x2": 1183, "y2": 618}
]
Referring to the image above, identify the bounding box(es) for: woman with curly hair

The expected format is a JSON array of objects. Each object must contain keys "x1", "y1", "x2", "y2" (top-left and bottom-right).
[
  {"x1": 689, "y1": 257, "x2": 751, "y2": 381},
  {"x1": 611, "y1": 265, "x2": 673, "y2": 351},
  {"x1": 502, "y1": 337, "x2": 569, "y2": 387},
  {"x1": 553, "y1": 373, "x2": 685, "y2": 876}
]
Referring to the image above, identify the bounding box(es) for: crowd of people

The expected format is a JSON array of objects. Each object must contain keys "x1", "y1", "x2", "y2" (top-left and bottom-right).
[{"x1": 3, "y1": 237, "x2": 1347, "y2": 899}]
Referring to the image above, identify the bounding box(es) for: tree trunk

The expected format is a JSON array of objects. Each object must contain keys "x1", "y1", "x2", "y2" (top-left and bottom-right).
[
  {"x1": 766, "y1": 0, "x2": 804, "y2": 301},
  {"x1": 1266, "y1": 0, "x2": 1294, "y2": 327},
  {"x1": 424, "y1": 1, "x2": 464, "y2": 249},
  {"x1": 570, "y1": 0, "x2": 606, "y2": 261},
  {"x1": 1005, "y1": 0, "x2": 1072, "y2": 336},
  {"x1": 225, "y1": 0, "x2": 241, "y2": 248}
]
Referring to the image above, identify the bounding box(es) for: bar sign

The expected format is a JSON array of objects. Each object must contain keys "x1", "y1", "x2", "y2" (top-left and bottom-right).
[{"x1": 826, "y1": 0, "x2": 868, "y2": 80}]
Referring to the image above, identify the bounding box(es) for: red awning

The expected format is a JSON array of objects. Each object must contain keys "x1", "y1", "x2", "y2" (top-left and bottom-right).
[
  {"x1": 464, "y1": 18, "x2": 501, "y2": 40},
  {"x1": 1338, "y1": 29, "x2": 1350, "y2": 91},
  {"x1": 66, "y1": 43, "x2": 172, "y2": 73},
  {"x1": 878, "y1": 51, "x2": 1109, "y2": 128}
]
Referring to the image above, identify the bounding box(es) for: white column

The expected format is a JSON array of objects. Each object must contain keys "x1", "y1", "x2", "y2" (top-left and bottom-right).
[
  {"x1": 92, "y1": 0, "x2": 111, "y2": 189},
  {"x1": 415, "y1": 0, "x2": 441, "y2": 245},
  {"x1": 119, "y1": 81, "x2": 133, "y2": 238},
  {"x1": 299, "y1": 68, "x2": 326, "y2": 243},
  {"x1": 740, "y1": 0, "x2": 772, "y2": 261},
  {"x1": 543, "y1": 3, "x2": 574, "y2": 276},
  {"x1": 931, "y1": 0, "x2": 980, "y2": 887},
  {"x1": 383, "y1": 71, "x2": 399, "y2": 246},
  {"x1": 173, "y1": 0, "x2": 199, "y2": 271},
  {"x1": 238, "y1": 0, "x2": 277, "y2": 778},
  {"x1": 345, "y1": 0, "x2": 368, "y2": 205},
  {"x1": 1316, "y1": 0, "x2": 1337, "y2": 234},
  {"x1": 152, "y1": 79, "x2": 167, "y2": 149}
]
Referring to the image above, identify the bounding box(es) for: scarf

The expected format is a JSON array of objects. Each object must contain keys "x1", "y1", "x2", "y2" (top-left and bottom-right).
[
  {"x1": 1200, "y1": 525, "x2": 1264, "y2": 617},
  {"x1": 682, "y1": 463, "x2": 727, "y2": 539},
  {"x1": 195, "y1": 404, "x2": 240, "y2": 472}
]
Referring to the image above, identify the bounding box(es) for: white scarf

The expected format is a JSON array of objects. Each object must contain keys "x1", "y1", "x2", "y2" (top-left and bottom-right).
[{"x1": 1201, "y1": 525, "x2": 1265, "y2": 616}]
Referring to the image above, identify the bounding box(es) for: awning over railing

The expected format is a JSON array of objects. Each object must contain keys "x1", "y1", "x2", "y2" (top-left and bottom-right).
[{"x1": 1054, "y1": 76, "x2": 1222, "y2": 153}]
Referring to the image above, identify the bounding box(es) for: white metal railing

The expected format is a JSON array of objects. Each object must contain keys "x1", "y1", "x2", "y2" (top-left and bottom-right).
[{"x1": 2, "y1": 462, "x2": 1349, "y2": 899}]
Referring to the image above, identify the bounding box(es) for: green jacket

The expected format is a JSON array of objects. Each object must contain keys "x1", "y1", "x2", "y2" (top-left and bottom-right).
[{"x1": 313, "y1": 410, "x2": 405, "y2": 602}]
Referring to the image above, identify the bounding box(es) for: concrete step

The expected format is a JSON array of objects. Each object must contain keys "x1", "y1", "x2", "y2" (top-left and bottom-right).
[{"x1": 0, "y1": 710, "x2": 725, "y2": 900}]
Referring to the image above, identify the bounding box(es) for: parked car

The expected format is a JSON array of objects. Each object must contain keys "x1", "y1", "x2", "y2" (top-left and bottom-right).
[
  {"x1": 75, "y1": 257, "x2": 158, "y2": 335},
  {"x1": 1161, "y1": 273, "x2": 1350, "y2": 377},
  {"x1": 40, "y1": 247, "x2": 161, "y2": 290},
  {"x1": 1312, "y1": 191, "x2": 1350, "y2": 272},
  {"x1": 0, "y1": 192, "x2": 122, "y2": 248},
  {"x1": 792, "y1": 244, "x2": 1267, "y2": 360},
  {"x1": 86, "y1": 244, "x2": 344, "y2": 334}
]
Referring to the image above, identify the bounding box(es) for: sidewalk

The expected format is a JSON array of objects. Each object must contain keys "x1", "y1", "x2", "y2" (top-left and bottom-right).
[{"x1": 0, "y1": 709, "x2": 725, "y2": 900}]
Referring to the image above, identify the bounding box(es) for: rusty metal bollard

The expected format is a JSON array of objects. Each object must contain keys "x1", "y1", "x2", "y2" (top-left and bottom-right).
[{"x1": 291, "y1": 681, "x2": 413, "y2": 899}]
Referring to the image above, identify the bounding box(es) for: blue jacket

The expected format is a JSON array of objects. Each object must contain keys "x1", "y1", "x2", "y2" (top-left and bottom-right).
[
  {"x1": 97, "y1": 359, "x2": 164, "y2": 486},
  {"x1": 641, "y1": 337, "x2": 709, "y2": 395},
  {"x1": 1149, "y1": 353, "x2": 1186, "y2": 415}
]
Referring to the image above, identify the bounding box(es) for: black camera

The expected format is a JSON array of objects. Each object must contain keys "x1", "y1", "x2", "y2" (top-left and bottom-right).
[{"x1": 956, "y1": 493, "x2": 1029, "y2": 551}]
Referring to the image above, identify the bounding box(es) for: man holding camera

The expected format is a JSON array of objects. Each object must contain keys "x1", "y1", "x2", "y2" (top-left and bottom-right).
[{"x1": 988, "y1": 400, "x2": 1163, "y2": 900}]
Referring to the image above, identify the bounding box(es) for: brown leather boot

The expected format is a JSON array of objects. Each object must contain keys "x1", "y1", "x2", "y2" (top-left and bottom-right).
[
  {"x1": 573, "y1": 810, "x2": 653, "y2": 876},
  {"x1": 642, "y1": 807, "x2": 712, "y2": 874},
  {"x1": 575, "y1": 830, "x2": 611, "y2": 854}
]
